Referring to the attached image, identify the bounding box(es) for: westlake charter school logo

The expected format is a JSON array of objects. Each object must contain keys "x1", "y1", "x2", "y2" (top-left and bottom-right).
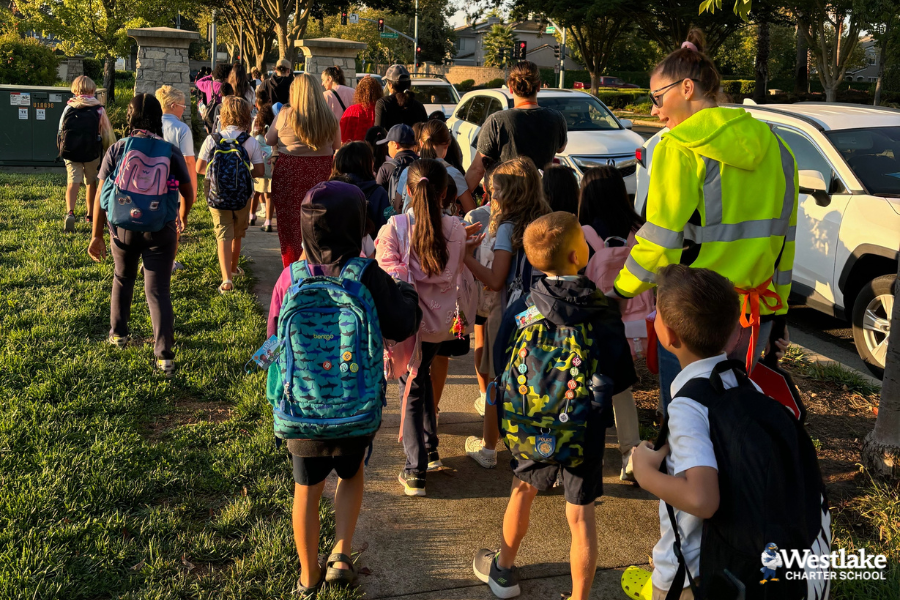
[{"x1": 761, "y1": 545, "x2": 889, "y2": 583}]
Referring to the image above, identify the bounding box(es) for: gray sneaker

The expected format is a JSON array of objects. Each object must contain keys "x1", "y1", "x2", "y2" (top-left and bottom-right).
[
  {"x1": 64, "y1": 212, "x2": 75, "y2": 233},
  {"x1": 156, "y1": 359, "x2": 176, "y2": 378},
  {"x1": 473, "y1": 549, "x2": 520, "y2": 598}
]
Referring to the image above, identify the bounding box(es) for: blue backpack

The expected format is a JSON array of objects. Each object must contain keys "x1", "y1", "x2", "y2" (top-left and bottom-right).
[
  {"x1": 206, "y1": 132, "x2": 254, "y2": 210},
  {"x1": 266, "y1": 258, "x2": 387, "y2": 441},
  {"x1": 101, "y1": 136, "x2": 180, "y2": 232}
]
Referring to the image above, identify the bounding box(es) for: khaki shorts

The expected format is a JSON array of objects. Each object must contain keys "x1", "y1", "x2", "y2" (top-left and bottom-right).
[
  {"x1": 65, "y1": 158, "x2": 101, "y2": 185},
  {"x1": 254, "y1": 177, "x2": 271, "y2": 194},
  {"x1": 652, "y1": 584, "x2": 694, "y2": 600},
  {"x1": 209, "y1": 205, "x2": 251, "y2": 241}
]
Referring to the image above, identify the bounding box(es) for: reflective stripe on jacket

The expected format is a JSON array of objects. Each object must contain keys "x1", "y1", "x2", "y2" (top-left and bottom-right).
[{"x1": 614, "y1": 107, "x2": 799, "y2": 316}]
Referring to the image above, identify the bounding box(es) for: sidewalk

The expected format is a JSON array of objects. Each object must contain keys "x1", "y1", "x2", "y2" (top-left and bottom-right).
[{"x1": 242, "y1": 220, "x2": 660, "y2": 600}]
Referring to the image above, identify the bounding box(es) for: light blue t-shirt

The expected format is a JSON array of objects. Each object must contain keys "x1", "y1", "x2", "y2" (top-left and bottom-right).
[
  {"x1": 161, "y1": 113, "x2": 195, "y2": 158},
  {"x1": 400, "y1": 159, "x2": 468, "y2": 213}
]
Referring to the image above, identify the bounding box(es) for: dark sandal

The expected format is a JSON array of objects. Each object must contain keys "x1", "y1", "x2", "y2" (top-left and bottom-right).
[
  {"x1": 294, "y1": 569, "x2": 324, "y2": 598},
  {"x1": 324, "y1": 552, "x2": 357, "y2": 586}
]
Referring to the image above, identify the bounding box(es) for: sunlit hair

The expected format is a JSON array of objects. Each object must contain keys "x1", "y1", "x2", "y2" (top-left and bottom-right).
[
  {"x1": 288, "y1": 73, "x2": 339, "y2": 151},
  {"x1": 220, "y1": 96, "x2": 252, "y2": 131},
  {"x1": 652, "y1": 27, "x2": 720, "y2": 102},
  {"x1": 489, "y1": 156, "x2": 551, "y2": 251},
  {"x1": 406, "y1": 159, "x2": 450, "y2": 276},
  {"x1": 524, "y1": 212, "x2": 582, "y2": 273},
  {"x1": 154, "y1": 85, "x2": 185, "y2": 110},
  {"x1": 353, "y1": 75, "x2": 383, "y2": 107},
  {"x1": 229, "y1": 62, "x2": 252, "y2": 101},
  {"x1": 71, "y1": 75, "x2": 96, "y2": 96}
]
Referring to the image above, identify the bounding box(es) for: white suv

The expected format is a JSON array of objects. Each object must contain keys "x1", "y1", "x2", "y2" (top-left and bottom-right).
[
  {"x1": 447, "y1": 89, "x2": 645, "y2": 193},
  {"x1": 406, "y1": 75, "x2": 460, "y2": 119},
  {"x1": 635, "y1": 102, "x2": 899, "y2": 377}
]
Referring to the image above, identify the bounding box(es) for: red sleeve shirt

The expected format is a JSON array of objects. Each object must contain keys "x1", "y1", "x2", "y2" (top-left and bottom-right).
[{"x1": 340, "y1": 103, "x2": 376, "y2": 143}]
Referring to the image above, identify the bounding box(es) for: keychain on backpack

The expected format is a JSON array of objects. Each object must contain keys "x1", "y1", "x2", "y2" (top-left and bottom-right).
[
  {"x1": 245, "y1": 334, "x2": 285, "y2": 372},
  {"x1": 535, "y1": 429, "x2": 556, "y2": 459},
  {"x1": 450, "y1": 305, "x2": 468, "y2": 339}
]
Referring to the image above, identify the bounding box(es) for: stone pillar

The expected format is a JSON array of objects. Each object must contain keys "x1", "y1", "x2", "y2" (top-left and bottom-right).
[
  {"x1": 297, "y1": 38, "x2": 367, "y2": 87},
  {"x1": 66, "y1": 56, "x2": 84, "y2": 83},
  {"x1": 128, "y1": 27, "x2": 200, "y2": 123}
]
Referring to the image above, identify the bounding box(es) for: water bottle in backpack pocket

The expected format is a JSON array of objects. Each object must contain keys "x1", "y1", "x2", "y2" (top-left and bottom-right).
[
  {"x1": 266, "y1": 258, "x2": 387, "y2": 441},
  {"x1": 101, "y1": 136, "x2": 179, "y2": 232}
]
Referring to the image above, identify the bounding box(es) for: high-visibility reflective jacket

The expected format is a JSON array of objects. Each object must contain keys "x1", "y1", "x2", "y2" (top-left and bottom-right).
[{"x1": 614, "y1": 107, "x2": 798, "y2": 316}]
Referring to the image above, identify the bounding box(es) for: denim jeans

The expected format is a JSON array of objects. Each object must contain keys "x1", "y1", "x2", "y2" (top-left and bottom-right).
[
  {"x1": 109, "y1": 221, "x2": 178, "y2": 359},
  {"x1": 399, "y1": 341, "x2": 440, "y2": 475},
  {"x1": 658, "y1": 320, "x2": 774, "y2": 414}
]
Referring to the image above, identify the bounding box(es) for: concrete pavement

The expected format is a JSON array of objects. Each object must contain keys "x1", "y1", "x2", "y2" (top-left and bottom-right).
[{"x1": 241, "y1": 215, "x2": 660, "y2": 600}]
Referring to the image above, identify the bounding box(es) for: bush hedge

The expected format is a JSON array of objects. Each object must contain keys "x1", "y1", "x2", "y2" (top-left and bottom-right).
[
  {"x1": 721, "y1": 80, "x2": 756, "y2": 96},
  {"x1": 0, "y1": 33, "x2": 59, "y2": 86},
  {"x1": 83, "y1": 57, "x2": 104, "y2": 82},
  {"x1": 595, "y1": 89, "x2": 649, "y2": 109},
  {"x1": 457, "y1": 79, "x2": 475, "y2": 92},
  {"x1": 484, "y1": 77, "x2": 505, "y2": 88}
]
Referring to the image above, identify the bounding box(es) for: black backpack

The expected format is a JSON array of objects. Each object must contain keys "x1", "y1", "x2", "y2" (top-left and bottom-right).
[
  {"x1": 58, "y1": 105, "x2": 102, "y2": 162},
  {"x1": 656, "y1": 360, "x2": 831, "y2": 600},
  {"x1": 204, "y1": 95, "x2": 222, "y2": 135},
  {"x1": 388, "y1": 153, "x2": 418, "y2": 213}
]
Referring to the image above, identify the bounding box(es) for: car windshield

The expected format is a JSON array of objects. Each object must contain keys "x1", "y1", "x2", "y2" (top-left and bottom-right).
[
  {"x1": 411, "y1": 84, "x2": 458, "y2": 104},
  {"x1": 826, "y1": 127, "x2": 900, "y2": 196},
  {"x1": 538, "y1": 97, "x2": 621, "y2": 131}
]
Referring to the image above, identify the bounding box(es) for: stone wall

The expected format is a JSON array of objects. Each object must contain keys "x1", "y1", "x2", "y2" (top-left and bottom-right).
[
  {"x1": 297, "y1": 38, "x2": 367, "y2": 88},
  {"x1": 66, "y1": 56, "x2": 84, "y2": 83},
  {"x1": 128, "y1": 28, "x2": 199, "y2": 123},
  {"x1": 305, "y1": 55, "x2": 358, "y2": 82},
  {"x1": 398, "y1": 64, "x2": 508, "y2": 86}
]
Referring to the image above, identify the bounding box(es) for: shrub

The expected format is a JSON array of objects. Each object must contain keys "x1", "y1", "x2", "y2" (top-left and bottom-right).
[
  {"x1": 485, "y1": 77, "x2": 505, "y2": 88},
  {"x1": 721, "y1": 80, "x2": 755, "y2": 96},
  {"x1": 0, "y1": 33, "x2": 59, "y2": 86},
  {"x1": 457, "y1": 78, "x2": 475, "y2": 92},
  {"x1": 595, "y1": 89, "x2": 647, "y2": 109},
  {"x1": 83, "y1": 57, "x2": 103, "y2": 81}
]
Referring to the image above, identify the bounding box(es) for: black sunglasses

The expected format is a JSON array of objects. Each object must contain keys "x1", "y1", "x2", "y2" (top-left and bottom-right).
[{"x1": 649, "y1": 79, "x2": 699, "y2": 108}]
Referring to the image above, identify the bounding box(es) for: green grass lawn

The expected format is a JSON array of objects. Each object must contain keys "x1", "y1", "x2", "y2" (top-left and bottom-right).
[{"x1": 0, "y1": 173, "x2": 359, "y2": 599}]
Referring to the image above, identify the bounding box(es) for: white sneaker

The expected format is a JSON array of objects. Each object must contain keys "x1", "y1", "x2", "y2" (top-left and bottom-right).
[
  {"x1": 474, "y1": 392, "x2": 486, "y2": 417},
  {"x1": 156, "y1": 359, "x2": 176, "y2": 378},
  {"x1": 620, "y1": 447, "x2": 636, "y2": 482},
  {"x1": 466, "y1": 436, "x2": 497, "y2": 469}
]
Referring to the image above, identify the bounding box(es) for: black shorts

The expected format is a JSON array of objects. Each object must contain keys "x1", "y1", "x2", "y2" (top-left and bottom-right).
[
  {"x1": 291, "y1": 452, "x2": 365, "y2": 486},
  {"x1": 437, "y1": 335, "x2": 470, "y2": 357},
  {"x1": 511, "y1": 456, "x2": 604, "y2": 506},
  {"x1": 475, "y1": 314, "x2": 488, "y2": 326}
]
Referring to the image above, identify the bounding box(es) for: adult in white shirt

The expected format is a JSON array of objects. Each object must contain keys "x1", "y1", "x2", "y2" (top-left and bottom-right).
[{"x1": 322, "y1": 66, "x2": 355, "y2": 121}]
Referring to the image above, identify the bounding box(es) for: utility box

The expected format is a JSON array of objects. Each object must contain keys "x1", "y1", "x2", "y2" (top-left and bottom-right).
[{"x1": 0, "y1": 84, "x2": 105, "y2": 167}]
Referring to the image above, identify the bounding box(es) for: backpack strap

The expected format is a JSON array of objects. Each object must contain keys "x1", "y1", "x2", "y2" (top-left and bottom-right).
[
  {"x1": 289, "y1": 260, "x2": 311, "y2": 290},
  {"x1": 236, "y1": 131, "x2": 251, "y2": 145},
  {"x1": 330, "y1": 89, "x2": 347, "y2": 111},
  {"x1": 582, "y1": 225, "x2": 604, "y2": 254},
  {"x1": 212, "y1": 133, "x2": 223, "y2": 145},
  {"x1": 340, "y1": 257, "x2": 373, "y2": 283}
]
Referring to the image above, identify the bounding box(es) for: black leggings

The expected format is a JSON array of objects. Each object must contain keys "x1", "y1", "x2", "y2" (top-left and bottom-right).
[{"x1": 399, "y1": 341, "x2": 440, "y2": 475}]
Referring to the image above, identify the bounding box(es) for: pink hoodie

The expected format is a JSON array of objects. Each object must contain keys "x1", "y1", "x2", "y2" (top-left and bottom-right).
[{"x1": 375, "y1": 214, "x2": 468, "y2": 343}]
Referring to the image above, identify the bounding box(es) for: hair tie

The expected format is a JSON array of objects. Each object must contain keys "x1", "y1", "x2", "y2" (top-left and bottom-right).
[
  {"x1": 681, "y1": 41, "x2": 698, "y2": 52},
  {"x1": 419, "y1": 177, "x2": 429, "y2": 183}
]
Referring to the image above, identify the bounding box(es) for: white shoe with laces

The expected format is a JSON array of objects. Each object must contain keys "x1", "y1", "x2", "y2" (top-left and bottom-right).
[
  {"x1": 466, "y1": 436, "x2": 497, "y2": 469},
  {"x1": 474, "y1": 392, "x2": 486, "y2": 417},
  {"x1": 620, "y1": 447, "x2": 636, "y2": 482}
]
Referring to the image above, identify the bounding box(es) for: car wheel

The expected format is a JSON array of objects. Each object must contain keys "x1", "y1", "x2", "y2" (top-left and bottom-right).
[{"x1": 851, "y1": 274, "x2": 895, "y2": 379}]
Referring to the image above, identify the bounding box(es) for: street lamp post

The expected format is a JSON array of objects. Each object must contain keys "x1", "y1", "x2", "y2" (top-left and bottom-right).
[
  {"x1": 414, "y1": 0, "x2": 418, "y2": 69},
  {"x1": 210, "y1": 10, "x2": 217, "y2": 72}
]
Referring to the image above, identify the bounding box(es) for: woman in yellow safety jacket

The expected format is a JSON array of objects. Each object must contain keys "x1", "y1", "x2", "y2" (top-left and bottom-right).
[{"x1": 613, "y1": 29, "x2": 799, "y2": 409}]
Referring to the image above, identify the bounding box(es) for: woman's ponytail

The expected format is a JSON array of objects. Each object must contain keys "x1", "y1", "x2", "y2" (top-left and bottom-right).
[
  {"x1": 407, "y1": 159, "x2": 450, "y2": 277},
  {"x1": 652, "y1": 27, "x2": 720, "y2": 101}
]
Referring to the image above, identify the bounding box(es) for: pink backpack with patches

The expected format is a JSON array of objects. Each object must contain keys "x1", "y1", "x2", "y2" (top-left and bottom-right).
[{"x1": 582, "y1": 225, "x2": 655, "y2": 358}]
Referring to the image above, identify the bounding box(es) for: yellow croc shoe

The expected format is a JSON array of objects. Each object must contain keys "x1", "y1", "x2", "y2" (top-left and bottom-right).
[{"x1": 621, "y1": 566, "x2": 653, "y2": 600}]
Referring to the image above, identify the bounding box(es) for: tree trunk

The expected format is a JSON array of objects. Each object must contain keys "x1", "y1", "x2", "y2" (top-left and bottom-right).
[
  {"x1": 794, "y1": 20, "x2": 809, "y2": 95},
  {"x1": 862, "y1": 266, "x2": 900, "y2": 480},
  {"x1": 276, "y1": 18, "x2": 294, "y2": 63},
  {"x1": 753, "y1": 21, "x2": 770, "y2": 104},
  {"x1": 824, "y1": 84, "x2": 838, "y2": 102},
  {"x1": 875, "y1": 18, "x2": 892, "y2": 106},
  {"x1": 103, "y1": 56, "x2": 116, "y2": 106},
  {"x1": 590, "y1": 71, "x2": 600, "y2": 96}
]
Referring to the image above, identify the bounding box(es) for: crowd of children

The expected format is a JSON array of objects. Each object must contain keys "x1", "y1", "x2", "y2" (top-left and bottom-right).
[{"x1": 69, "y1": 40, "x2": 829, "y2": 600}]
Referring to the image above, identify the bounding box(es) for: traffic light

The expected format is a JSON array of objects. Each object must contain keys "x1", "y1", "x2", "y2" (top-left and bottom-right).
[
  {"x1": 340, "y1": 11, "x2": 347, "y2": 25},
  {"x1": 416, "y1": 45, "x2": 422, "y2": 67},
  {"x1": 377, "y1": 18, "x2": 384, "y2": 32},
  {"x1": 553, "y1": 45, "x2": 560, "y2": 60},
  {"x1": 517, "y1": 41, "x2": 527, "y2": 60}
]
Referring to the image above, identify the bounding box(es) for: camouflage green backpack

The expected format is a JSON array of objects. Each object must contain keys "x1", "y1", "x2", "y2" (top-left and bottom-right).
[{"x1": 497, "y1": 298, "x2": 614, "y2": 467}]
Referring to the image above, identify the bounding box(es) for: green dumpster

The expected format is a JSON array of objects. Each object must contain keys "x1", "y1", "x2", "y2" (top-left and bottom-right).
[{"x1": 0, "y1": 84, "x2": 104, "y2": 167}]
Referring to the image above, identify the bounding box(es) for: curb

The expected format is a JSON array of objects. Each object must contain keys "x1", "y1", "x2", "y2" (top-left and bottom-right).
[{"x1": 792, "y1": 343, "x2": 882, "y2": 389}]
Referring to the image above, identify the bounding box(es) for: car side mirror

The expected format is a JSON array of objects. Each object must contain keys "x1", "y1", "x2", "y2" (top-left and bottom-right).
[
  {"x1": 799, "y1": 170, "x2": 830, "y2": 207},
  {"x1": 619, "y1": 118, "x2": 633, "y2": 130}
]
